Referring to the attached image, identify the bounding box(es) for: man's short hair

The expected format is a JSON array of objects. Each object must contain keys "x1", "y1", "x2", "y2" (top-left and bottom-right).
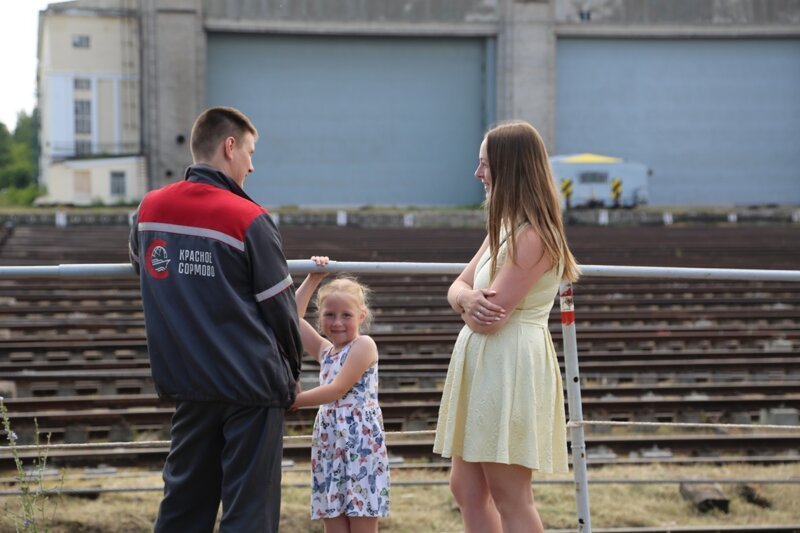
[{"x1": 190, "y1": 107, "x2": 258, "y2": 162}]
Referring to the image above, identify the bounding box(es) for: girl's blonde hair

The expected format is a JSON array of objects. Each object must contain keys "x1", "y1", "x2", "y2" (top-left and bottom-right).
[
  {"x1": 315, "y1": 276, "x2": 374, "y2": 333},
  {"x1": 484, "y1": 121, "x2": 580, "y2": 282}
]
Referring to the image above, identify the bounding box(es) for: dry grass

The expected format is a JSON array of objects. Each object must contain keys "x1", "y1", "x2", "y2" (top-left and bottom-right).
[{"x1": 0, "y1": 463, "x2": 798, "y2": 532}]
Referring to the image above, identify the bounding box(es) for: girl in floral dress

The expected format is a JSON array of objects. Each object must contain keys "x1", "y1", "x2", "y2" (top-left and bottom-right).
[{"x1": 291, "y1": 256, "x2": 390, "y2": 532}]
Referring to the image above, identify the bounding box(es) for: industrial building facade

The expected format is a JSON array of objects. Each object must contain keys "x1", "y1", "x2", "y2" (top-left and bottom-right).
[
  {"x1": 38, "y1": 0, "x2": 800, "y2": 207},
  {"x1": 37, "y1": 0, "x2": 147, "y2": 205}
]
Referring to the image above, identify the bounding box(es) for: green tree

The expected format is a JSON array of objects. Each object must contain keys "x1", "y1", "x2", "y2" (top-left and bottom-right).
[
  {"x1": 0, "y1": 112, "x2": 43, "y2": 204},
  {"x1": 0, "y1": 122, "x2": 12, "y2": 169},
  {"x1": 0, "y1": 139, "x2": 34, "y2": 190},
  {"x1": 13, "y1": 110, "x2": 40, "y2": 179}
]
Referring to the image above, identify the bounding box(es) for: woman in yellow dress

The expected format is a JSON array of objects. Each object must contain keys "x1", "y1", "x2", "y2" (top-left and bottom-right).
[{"x1": 434, "y1": 121, "x2": 580, "y2": 533}]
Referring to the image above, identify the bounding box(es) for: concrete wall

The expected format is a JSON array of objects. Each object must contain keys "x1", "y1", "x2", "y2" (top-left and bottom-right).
[
  {"x1": 201, "y1": 0, "x2": 498, "y2": 24},
  {"x1": 498, "y1": 0, "x2": 556, "y2": 148},
  {"x1": 139, "y1": 0, "x2": 205, "y2": 188},
  {"x1": 554, "y1": 0, "x2": 800, "y2": 26},
  {"x1": 134, "y1": 0, "x2": 800, "y2": 203}
]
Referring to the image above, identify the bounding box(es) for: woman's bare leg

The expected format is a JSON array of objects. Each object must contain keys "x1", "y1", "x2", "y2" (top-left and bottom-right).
[
  {"x1": 450, "y1": 457, "x2": 502, "y2": 533},
  {"x1": 482, "y1": 462, "x2": 543, "y2": 533}
]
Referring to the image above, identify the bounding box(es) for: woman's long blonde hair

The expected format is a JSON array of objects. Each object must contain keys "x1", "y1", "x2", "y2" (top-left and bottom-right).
[{"x1": 484, "y1": 121, "x2": 579, "y2": 282}]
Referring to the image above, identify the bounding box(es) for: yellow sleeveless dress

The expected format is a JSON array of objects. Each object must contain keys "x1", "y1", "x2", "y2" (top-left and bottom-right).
[{"x1": 433, "y1": 232, "x2": 569, "y2": 473}]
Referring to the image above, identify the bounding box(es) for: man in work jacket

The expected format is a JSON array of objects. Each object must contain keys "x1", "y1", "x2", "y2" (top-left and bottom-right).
[{"x1": 128, "y1": 106, "x2": 302, "y2": 532}]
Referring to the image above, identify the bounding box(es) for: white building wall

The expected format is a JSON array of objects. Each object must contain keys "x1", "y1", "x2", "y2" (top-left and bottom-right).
[
  {"x1": 41, "y1": 156, "x2": 146, "y2": 206},
  {"x1": 37, "y1": 2, "x2": 144, "y2": 205},
  {"x1": 44, "y1": 74, "x2": 75, "y2": 159}
]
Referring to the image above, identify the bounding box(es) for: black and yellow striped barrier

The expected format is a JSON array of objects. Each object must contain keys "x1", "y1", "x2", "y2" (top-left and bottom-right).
[
  {"x1": 611, "y1": 178, "x2": 622, "y2": 207},
  {"x1": 561, "y1": 178, "x2": 573, "y2": 208}
]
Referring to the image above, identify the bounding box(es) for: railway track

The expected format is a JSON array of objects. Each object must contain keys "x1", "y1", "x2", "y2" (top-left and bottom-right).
[
  {"x1": 0, "y1": 223, "x2": 798, "y2": 469},
  {"x1": 5, "y1": 394, "x2": 800, "y2": 435},
  {"x1": 1, "y1": 383, "x2": 797, "y2": 454},
  {"x1": 1, "y1": 354, "x2": 799, "y2": 396},
  {"x1": 0, "y1": 324, "x2": 796, "y2": 349},
  {"x1": 1, "y1": 432, "x2": 797, "y2": 468}
]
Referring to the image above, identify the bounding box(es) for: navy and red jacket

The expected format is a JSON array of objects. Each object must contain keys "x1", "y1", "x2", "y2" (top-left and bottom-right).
[{"x1": 129, "y1": 164, "x2": 303, "y2": 407}]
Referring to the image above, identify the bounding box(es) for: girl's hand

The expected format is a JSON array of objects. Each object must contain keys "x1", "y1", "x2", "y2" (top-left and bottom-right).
[
  {"x1": 308, "y1": 256, "x2": 330, "y2": 280},
  {"x1": 289, "y1": 390, "x2": 303, "y2": 411},
  {"x1": 459, "y1": 287, "x2": 506, "y2": 325}
]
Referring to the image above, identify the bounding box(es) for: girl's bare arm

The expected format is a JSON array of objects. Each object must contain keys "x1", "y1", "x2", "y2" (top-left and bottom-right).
[
  {"x1": 291, "y1": 336, "x2": 378, "y2": 409},
  {"x1": 295, "y1": 256, "x2": 331, "y2": 362}
]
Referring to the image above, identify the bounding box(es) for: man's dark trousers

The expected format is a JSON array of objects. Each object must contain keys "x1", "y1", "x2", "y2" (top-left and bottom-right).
[{"x1": 154, "y1": 401, "x2": 284, "y2": 532}]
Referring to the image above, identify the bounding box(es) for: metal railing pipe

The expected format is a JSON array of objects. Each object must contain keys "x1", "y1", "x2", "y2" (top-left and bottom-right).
[
  {"x1": 579, "y1": 264, "x2": 800, "y2": 282},
  {"x1": 0, "y1": 261, "x2": 465, "y2": 279},
  {"x1": 1, "y1": 262, "x2": 800, "y2": 281},
  {"x1": 0, "y1": 264, "x2": 135, "y2": 278}
]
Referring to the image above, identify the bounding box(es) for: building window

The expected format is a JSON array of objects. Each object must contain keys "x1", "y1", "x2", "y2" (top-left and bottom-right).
[
  {"x1": 74, "y1": 171, "x2": 91, "y2": 195},
  {"x1": 74, "y1": 78, "x2": 91, "y2": 90},
  {"x1": 72, "y1": 35, "x2": 90, "y2": 48},
  {"x1": 75, "y1": 100, "x2": 91, "y2": 134},
  {"x1": 110, "y1": 171, "x2": 126, "y2": 196},
  {"x1": 75, "y1": 140, "x2": 92, "y2": 156},
  {"x1": 579, "y1": 172, "x2": 609, "y2": 184}
]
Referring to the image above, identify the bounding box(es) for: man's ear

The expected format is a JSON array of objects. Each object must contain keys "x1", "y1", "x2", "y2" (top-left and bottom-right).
[{"x1": 223, "y1": 136, "x2": 236, "y2": 160}]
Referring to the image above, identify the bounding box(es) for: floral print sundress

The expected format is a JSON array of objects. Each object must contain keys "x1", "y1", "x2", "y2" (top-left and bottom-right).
[{"x1": 310, "y1": 339, "x2": 390, "y2": 519}]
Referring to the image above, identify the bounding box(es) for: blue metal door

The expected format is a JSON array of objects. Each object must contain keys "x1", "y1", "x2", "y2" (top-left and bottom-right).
[
  {"x1": 207, "y1": 34, "x2": 492, "y2": 207},
  {"x1": 556, "y1": 38, "x2": 800, "y2": 206}
]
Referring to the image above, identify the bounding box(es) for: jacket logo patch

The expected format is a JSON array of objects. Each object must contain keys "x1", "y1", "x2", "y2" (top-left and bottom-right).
[
  {"x1": 178, "y1": 248, "x2": 216, "y2": 277},
  {"x1": 146, "y1": 239, "x2": 170, "y2": 279}
]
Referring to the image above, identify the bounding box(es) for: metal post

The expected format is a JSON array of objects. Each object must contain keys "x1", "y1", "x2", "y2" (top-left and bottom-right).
[{"x1": 559, "y1": 280, "x2": 592, "y2": 532}]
